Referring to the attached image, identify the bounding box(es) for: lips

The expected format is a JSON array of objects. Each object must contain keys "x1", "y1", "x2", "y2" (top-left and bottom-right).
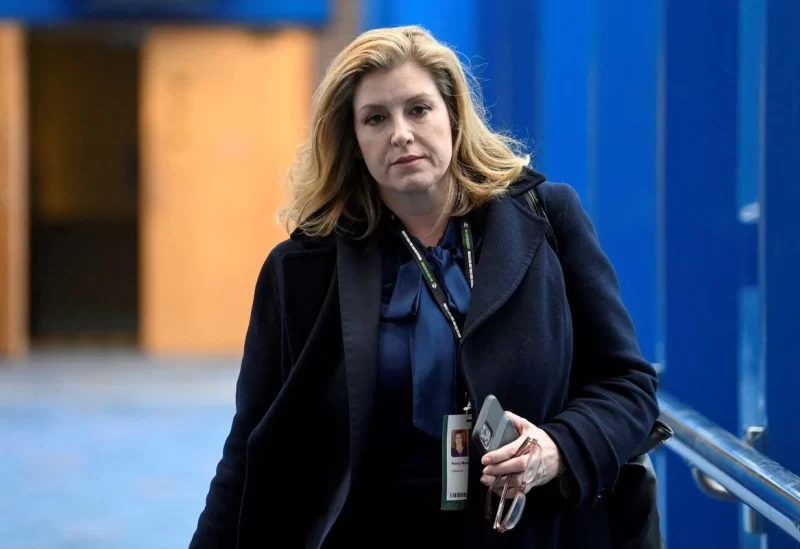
[{"x1": 392, "y1": 155, "x2": 422, "y2": 165}]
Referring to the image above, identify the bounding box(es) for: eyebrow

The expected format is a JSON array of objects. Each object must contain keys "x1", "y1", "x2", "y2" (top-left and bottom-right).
[{"x1": 356, "y1": 93, "x2": 435, "y2": 115}]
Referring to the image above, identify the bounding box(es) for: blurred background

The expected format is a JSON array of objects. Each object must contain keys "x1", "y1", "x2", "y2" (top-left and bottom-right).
[{"x1": 0, "y1": 0, "x2": 797, "y2": 548}]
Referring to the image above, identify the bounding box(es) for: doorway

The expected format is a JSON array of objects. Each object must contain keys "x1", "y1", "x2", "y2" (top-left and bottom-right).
[{"x1": 27, "y1": 26, "x2": 141, "y2": 345}]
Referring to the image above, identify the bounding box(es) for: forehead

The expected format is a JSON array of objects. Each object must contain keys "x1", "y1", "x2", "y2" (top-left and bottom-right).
[{"x1": 353, "y1": 62, "x2": 440, "y2": 107}]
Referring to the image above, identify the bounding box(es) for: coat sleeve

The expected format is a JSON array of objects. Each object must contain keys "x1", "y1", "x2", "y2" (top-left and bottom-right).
[
  {"x1": 189, "y1": 254, "x2": 285, "y2": 548},
  {"x1": 537, "y1": 182, "x2": 660, "y2": 507}
]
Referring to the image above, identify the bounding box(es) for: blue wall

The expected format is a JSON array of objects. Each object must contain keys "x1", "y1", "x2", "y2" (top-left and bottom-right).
[
  {"x1": 0, "y1": 0, "x2": 328, "y2": 24},
  {"x1": 591, "y1": 0, "x2": 661, "y2": 367},
  {"x1": 761, "y1": 2, "x2": 800, "y2": 549},
  {"x1": 662, "y1": 1, "x2": 740, "y2": 547},
  {"x1": 475, "y1": 0, "x2": 541, "y2": 151},
  {"x1": 364, "y1": 0, "x2": 478, "y2": 63}
]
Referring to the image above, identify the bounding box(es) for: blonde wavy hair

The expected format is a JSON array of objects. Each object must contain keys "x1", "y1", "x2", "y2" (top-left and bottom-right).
[{"x1": 280, "y1": 25, "x2": 530, "y2": 238}]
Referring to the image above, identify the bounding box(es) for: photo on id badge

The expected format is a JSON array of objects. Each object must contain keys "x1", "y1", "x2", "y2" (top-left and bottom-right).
[{"x1": 450, "y1": 429, "x2": 469, "y2": 458}]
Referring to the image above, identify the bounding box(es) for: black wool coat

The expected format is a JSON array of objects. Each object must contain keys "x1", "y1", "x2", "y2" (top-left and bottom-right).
[{"x1": 189, "y1": 168, "x2": 660, "y2": 548}]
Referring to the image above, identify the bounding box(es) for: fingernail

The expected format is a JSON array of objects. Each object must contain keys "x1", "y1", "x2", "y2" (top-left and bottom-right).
[
  {"x1": 480, "y1": 476, "x2": 489, "y2": 485},
  {"x1": 483, "y1": 467, "x2": 491, "y2": 476},
  {"x1": 482, "y1": 456, "x2": 491, "y2": 465}
]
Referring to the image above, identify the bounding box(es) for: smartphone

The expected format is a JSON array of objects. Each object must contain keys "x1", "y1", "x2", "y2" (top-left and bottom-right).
[{"x1": 472, "y1": 394, "x2": 520, "y2": 455}]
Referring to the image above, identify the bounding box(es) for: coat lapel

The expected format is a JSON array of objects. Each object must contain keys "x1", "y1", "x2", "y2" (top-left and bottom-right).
[
  {"x1": 463, "y1": 194, "x2": 550, "y2": 340},
  {"x1": 336, "y1": 233, "x2": 382, "y2": 480}
]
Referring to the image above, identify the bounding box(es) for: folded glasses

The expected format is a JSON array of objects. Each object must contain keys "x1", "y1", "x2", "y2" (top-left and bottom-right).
[{"x1": 484, "y1": 436, "x2": 542, "y2": 533}]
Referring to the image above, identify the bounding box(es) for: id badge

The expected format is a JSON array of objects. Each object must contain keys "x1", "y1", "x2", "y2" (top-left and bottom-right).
[{"x1": 441, "y1": 414, "x2": 471, "y2": 510}]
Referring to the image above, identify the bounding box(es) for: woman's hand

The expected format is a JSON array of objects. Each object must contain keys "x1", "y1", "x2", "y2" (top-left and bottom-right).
[{"x1": 480, "y1": 411, "x2": 566, "y2": 498}]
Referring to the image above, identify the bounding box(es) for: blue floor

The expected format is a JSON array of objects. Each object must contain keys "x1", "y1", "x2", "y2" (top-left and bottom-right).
[{"x1": 0, "y1": 350, "x2": 240, "y2": 549}]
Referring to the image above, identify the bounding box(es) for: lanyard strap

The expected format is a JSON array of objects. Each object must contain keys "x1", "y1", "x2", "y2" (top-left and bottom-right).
[
  {"x1": 393, "y1": 214, "x2": 476, "y2": 417},
  {"x1": 395, "y1": 217, "x2": 475, "y2": 342}
]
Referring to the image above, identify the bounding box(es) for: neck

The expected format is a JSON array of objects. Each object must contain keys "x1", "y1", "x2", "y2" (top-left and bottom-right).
[{"x1": 381, "y1": 186, "x2": 451, "y2": 247}]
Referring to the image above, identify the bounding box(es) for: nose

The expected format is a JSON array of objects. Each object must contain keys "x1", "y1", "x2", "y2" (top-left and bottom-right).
[{"x1": 390, "y1": 117, "x2": 414, "y2": 147}]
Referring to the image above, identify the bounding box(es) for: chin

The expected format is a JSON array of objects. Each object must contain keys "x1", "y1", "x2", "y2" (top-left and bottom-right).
[{"x1": 388, "y1": 173, "x2": 441, "y2": 195}]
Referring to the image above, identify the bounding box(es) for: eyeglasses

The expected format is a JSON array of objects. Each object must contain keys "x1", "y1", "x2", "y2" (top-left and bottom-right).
[{"x1": 484, "y1": 436, "x2": 542, "y2": 533}]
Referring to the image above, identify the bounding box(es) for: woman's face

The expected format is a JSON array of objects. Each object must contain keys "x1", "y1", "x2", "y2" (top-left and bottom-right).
[
  {"x1": 352, "y1": 62, "x2": 454, "y2": 204},
  {"x1": 455, "y1": 433, "x2": 463, "y2": 447}
]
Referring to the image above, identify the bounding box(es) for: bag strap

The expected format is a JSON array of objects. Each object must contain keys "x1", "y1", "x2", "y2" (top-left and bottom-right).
[{"x1": 524, "y1": 188, "x2": 559, "y2": 256}]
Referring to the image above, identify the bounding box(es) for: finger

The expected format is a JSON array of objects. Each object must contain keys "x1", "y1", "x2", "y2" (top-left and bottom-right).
[
  {"x1": 480, "y1": 474, "x2": 506, "y2": 495},
  {"x1": 495, "y1": 486, "x2": 520, "y2": 499},
  {"x1": 482, "y1": 435, "x2": 529, "y2": 465},
  {"x1": 481, "y1": 475, "x2": 525, "y2": 500},
  {"x1": 492, "y1": 476, "x2": 524, "y2": 498},
  {"x1": 483, "y1": 454, "x2": 529, "y2": 478},
  {"x1": 480, "y1": 472, "x2": 519, "y2": 485},
  {"x1": 522, "y1": 444, "x2": 543, "y2": 485}
]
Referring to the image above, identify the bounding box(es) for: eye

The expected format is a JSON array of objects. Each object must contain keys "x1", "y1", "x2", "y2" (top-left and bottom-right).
[
  {"x1": 365, "y1": 114, "x2": 384, "y2": 126},
  {"x1": 410, "y1": 104, "x2": 431, "y2": 116}
]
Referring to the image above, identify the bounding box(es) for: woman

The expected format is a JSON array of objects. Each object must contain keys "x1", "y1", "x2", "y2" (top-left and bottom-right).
[
  {"x1": 452, "y1": 431, "x2": 468, "y2": 458},
  {"x1": 189, "y1": 25, "x2": 660, "y2": 548}
]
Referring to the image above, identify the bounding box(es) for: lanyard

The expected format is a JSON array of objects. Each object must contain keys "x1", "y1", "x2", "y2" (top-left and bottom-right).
[
  {"x1": 395, "y1": 217, "x2": 475, "y2": 342},
  {"x1": 394, "y1": 216, "x2": 476, "y2": 417}
]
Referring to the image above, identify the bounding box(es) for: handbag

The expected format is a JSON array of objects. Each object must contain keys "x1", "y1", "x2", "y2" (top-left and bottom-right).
[{"x1": 523, "y1": 187, "x2": 673, "y2": 548}]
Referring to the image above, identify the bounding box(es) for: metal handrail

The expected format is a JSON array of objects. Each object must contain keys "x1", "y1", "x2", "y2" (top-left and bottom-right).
[{"x1": 658, "y1": 392, "x2": 800, "y2": 543}]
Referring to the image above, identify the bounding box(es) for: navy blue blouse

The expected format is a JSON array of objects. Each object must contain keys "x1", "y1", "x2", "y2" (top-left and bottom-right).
[{"x1": 358, "y1": 216, "x2": 478, "y2": 505}]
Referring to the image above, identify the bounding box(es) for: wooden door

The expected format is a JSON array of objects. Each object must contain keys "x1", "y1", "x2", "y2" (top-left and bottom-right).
[
  {"x1": 0, "y1": 23, "x2": 28, "y2": 357},
  {"x1": 140, "y1": 27, "x2": 315, "y2": 354}
]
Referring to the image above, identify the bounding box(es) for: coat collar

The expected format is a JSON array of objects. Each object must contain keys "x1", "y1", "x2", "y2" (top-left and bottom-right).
[
  {"x1": 508, "y1": 166, "x2": 547, "y2": 197},
  {"x1": 462, "y1": 186, "x2": 550, "y2": 341}
]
